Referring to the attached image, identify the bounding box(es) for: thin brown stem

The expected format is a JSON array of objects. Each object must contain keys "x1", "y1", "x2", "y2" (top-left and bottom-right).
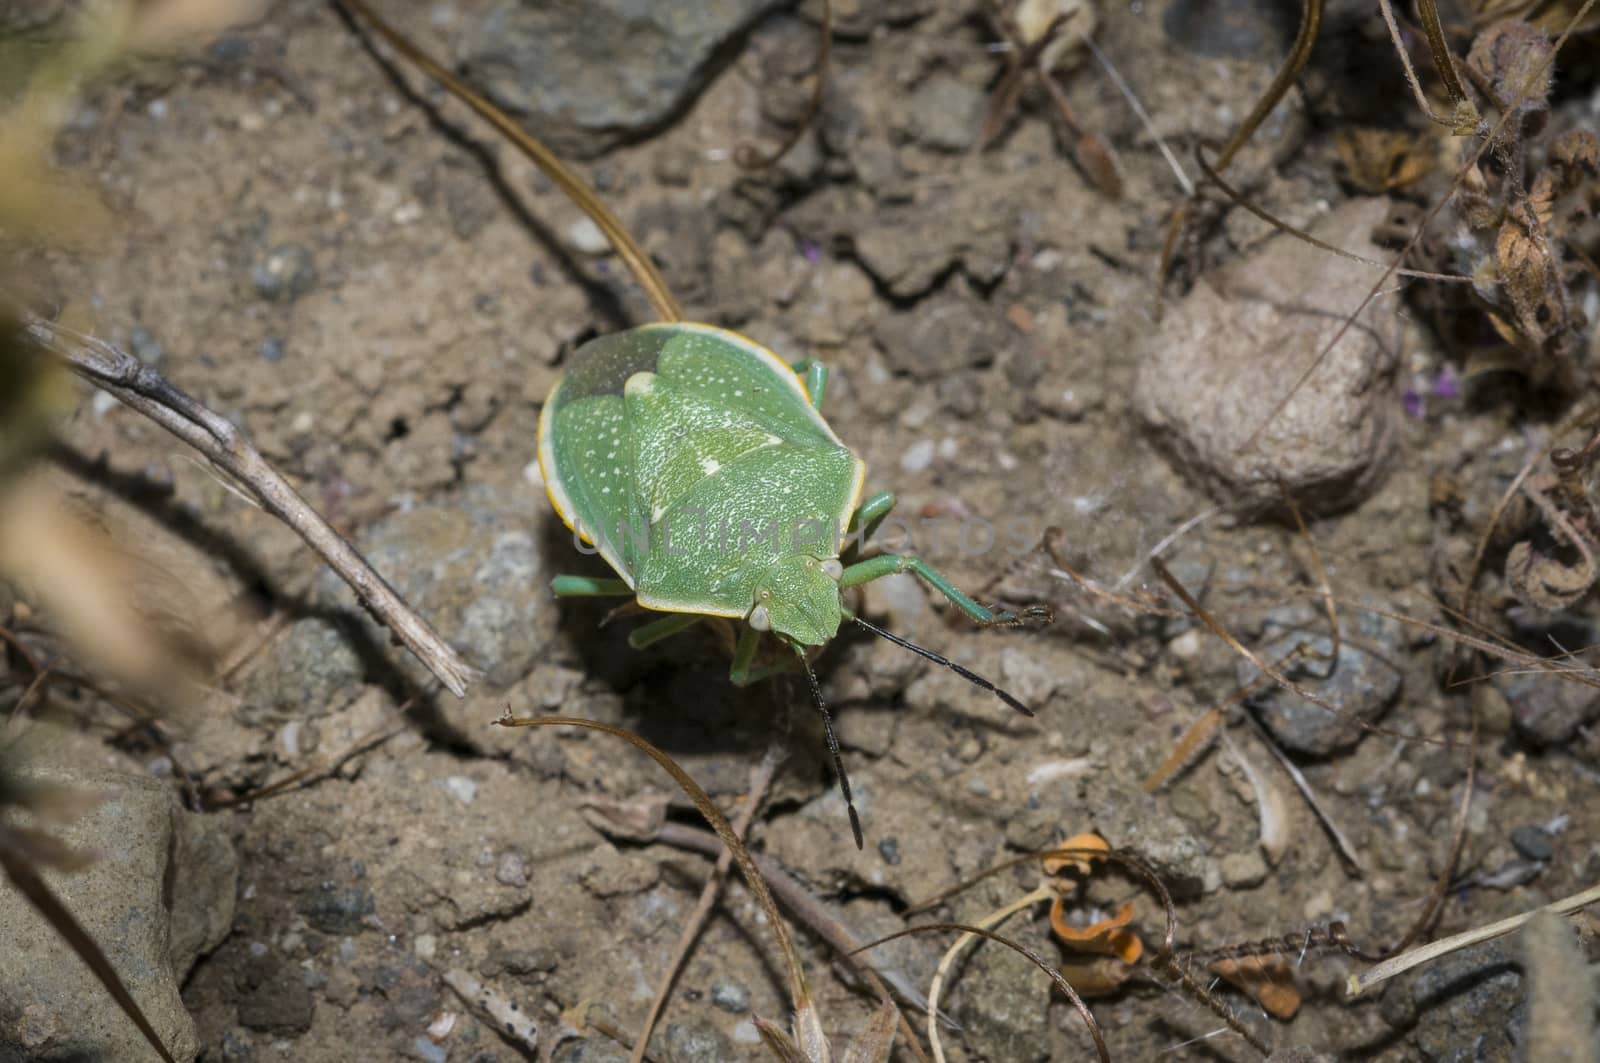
[
  {"x1": 20, "y1": 311, "x2": 475, "y2": 696},
  {"x1": 1211, "y1": 0, "x2": 1322, "y2": 172},
  {"x1": 1194, "y1": 147, "x2": 1472, "y2": 283},
  {"x1": 1414, "y1": 0, "x2": 1478, "y2": 130},
  {"x1": 332, "y1": 0, "x2": 682, "y2": 323},
  {"x1": 628, "y1": 743, "x2": 784, "y2": 1063},
  {"x1": 736, "y1": 0, "x2": 831, "y2": 171}
]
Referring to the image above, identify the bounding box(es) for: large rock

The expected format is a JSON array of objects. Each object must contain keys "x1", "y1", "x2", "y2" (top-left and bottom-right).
[
  {"x1": 461, "y1": 0, "x2": 786, "y2": 158},
  {"x1": 0, "y1": 767, "x2": 237, "y2": 1063},
  {"x1": 316, "y1": 482, "x2": 557, "y2": 690},
  {"x1": 1135, "y1": 198, "x2": 1401, "y2": 515}
]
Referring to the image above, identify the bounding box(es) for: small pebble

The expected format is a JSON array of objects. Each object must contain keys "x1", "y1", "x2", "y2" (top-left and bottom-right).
[
  {"x1": 654, "y1": 146, "x2": 695, "y2": 186},
  {"x1": 709, "y1": 978, "x2": 749, "y2": 1014},
  {"x1": 496, "y1": 850, "x2": 530, "y2": 887},
  {"x1": 1167, "y1": 629, "x2": 1203, "y2": 660},
  {"x1": 220, "y1": 1029, "x2": 255, "y2": 1063},
  {"x1": 442, "y1": 776, "x2": 477, "y2": 805},
  {"x1": 565, "y1": 217, "x2": 610, "y2": 255},
  {"x1": 128, "y1": 325, "x2": 162, "y2": 365},
  {"x1": 1220, "y1": 850, "x2": 1269, "y2": 889},
  {"x1": 878, "y1": 836, "x2": 901, "y2": 866},
  {"x1": 411, "y1": 1035, "x2": 448, "y2": 1063},
  {"x1": 900, "y1": 438, "x2": 935, "y2": 473},
  {"x1": 1510, "y1": 824, "x2": 1554, "y2": 862},
  {"x1": 258, "y1": 336, "x2": 286, "y2": 362},
  {"x1": 252, "y1": 243, "x2": 317, "y2": 302}
]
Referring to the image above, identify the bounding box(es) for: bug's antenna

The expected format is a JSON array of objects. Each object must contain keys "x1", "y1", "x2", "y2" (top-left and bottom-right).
[
  {"x1": 850, "y1": 615, "x2": 1036, "y2": 717},
  {"x1": 798, "y1": 650, "x2": 864, "y2": 850}
]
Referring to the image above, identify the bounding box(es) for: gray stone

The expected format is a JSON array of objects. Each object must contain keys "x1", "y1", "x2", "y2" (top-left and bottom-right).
[
  {"x1": 0, "y1": 767, "x2": 237, "y2": 1063},
  {"x1": 904, "y1": 72, "x2": 984, "y2": 152},
  {"x1": 662, "y1": 1020, "x2": 734, "y2": 1063},
  {"x1": 709, "y1": 978, "x2": 749, "y2": 1014},
  {"x1": 170, "y1": 806, "x2": 241, "y2": 975},
  {"x1": 1495, "y1": 668, "x2": 1600, "y2": 745},
  {"x1": 1510, "y1": 824, "x2": 1555, "y2": 862},
  {"x1": 1239, "y1": 601, "x2": 1405, "y2": 755},
  {"x1": 128, "y1": 325, "x2": 163, "y2": 366},
  {"x1": 1135, "y1": 198, "x2": 1401, "y2": 515},
  {"x1": 238, "y1": 618, "x2": 365, "y2": 726},
  {"x1": 235, "y1": 952, "x2": 313, "y2": 1037},
  {"x1": 462, "y1": 0, "x2": 786, "y2": 158},
  {"x1": 251, "y1": 243, "x2": 317, "y2": 303},
  {"x1": 297, "y1": 883, "x2": 375, "y2": 935},
  {"x1": 316, "y1": 483, "x2": 557, "y2": 690},
  {"x1": 872, "y1": 293, "x2": 1009, "y2": 374},
  {"x1": 1078, "y1": 777, "x2": 1211, "y2": 897},
  {"x1": 555, "y1": 1038, "x2": 629, "y2": 1063},
  {"x1": 1221, "y1": 850, "x2": 1269, "y2": 889},
  {"x1": 1385, "y1": 941, "x2": 1523, "y2": 1062}
]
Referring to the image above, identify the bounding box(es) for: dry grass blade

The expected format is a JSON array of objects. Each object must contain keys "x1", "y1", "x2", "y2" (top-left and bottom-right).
[
  {"x1": 331, "y1": 0, "x2": 683, "y2": 323},
  {"x1": 591, "y1": 814, "x2": 945, "y2": 1046},
  {"x1": 1237, "y1": 710, "x2": 1366, "y2": 874},
  {"x1": 1347, "y1": 881, "x2": 1600, "y2": 997},
  {"x1": 738, "y1": 0, "x2": 831, "y2": 170},
  {"x1": 0, "y1": 847, "x2": 178, "y2": 1063},
  {"x1": 924, "y1": 885, "x2": 1051, "y2": 1063},
  {"x1": 628, "y1": 743, "x2": 783, "y2": 1063},
  {"x1": 494, "y1": 713, "x2": 890, "y2": 1060},
  {"x1": 857, "y1": 919, "x2": 1110, "y2": 1063}
]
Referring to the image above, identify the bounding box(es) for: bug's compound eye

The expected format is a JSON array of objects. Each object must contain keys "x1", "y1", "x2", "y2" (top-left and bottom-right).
[
  {"x1": 749, "y1": 605, "x2": 771, "y2": 631},
  {"x1": 821, "y1": 559, "x2": 843, "y2": 580}
]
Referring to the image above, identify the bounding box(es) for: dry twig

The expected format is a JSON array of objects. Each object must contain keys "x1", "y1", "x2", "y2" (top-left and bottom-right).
[{"x1": 20, "y1": 311, "x2": 474, "y2": 697}]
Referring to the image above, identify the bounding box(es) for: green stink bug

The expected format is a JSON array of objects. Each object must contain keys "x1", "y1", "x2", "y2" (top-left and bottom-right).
[{"x1": 539, "y1": 322, "x2": 1046, "y2": 845}]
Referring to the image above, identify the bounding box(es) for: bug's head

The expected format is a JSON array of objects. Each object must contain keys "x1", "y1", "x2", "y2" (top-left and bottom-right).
[{"x1": 748, "y1": 555, "x2": 844, "y2": 647}]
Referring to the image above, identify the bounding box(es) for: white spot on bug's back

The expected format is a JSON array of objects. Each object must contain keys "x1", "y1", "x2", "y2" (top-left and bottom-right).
[{"x1": 700, "y1": 457, "x2": 721, "y2": 475}]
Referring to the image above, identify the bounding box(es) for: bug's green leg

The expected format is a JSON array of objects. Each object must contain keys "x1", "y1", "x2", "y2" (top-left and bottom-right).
[
  {"x1": 628, "y1": 613, "x2": 702, "y2": 650},
  {"x1": 840, "y1": 553, "x2": 1022, "y2": 626},
  {"x1": 729, "y1": 624, "x2": 764, "y2": 686},
  {"x1": 552, "y1": 575, "x2": 634, "y2": 596},
  {"x1": 845, "y1": 491, "x2": 897, "y2": 556},
  {"x1": 728, "y1": 625, "x2": 796, "y2": 685},
  {"x1": 791, "y1": 358, "x2": 828, "y2": 411}
]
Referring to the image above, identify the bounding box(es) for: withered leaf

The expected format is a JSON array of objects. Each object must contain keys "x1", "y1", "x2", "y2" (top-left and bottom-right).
[
  {"x1": 1209, "y1": 954, "x2": 1301, "y2": 1020},
  {"x1": 1336, "y1": 128, "x2": 1432, "y2": 194},
  {"x1": 1505, "y1": 539, "x2": 1597, "y2": 610}
]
